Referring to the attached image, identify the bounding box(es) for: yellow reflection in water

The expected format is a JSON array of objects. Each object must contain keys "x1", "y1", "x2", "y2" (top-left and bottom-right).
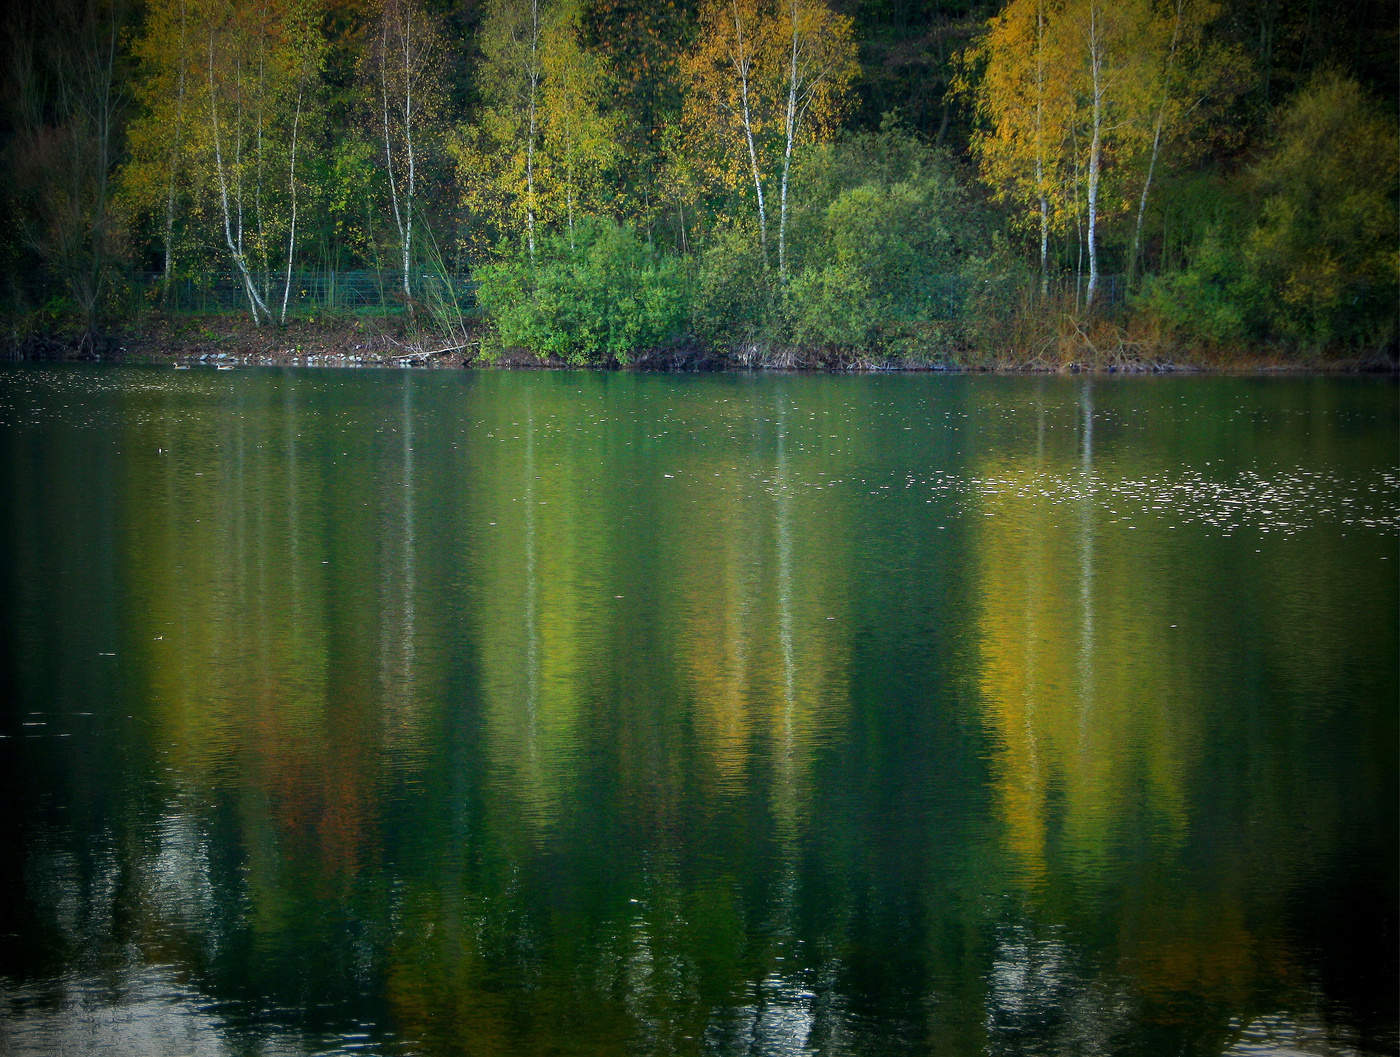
[{"x1": 974, "y1": 387, "x2": 1197, "y2": 886}]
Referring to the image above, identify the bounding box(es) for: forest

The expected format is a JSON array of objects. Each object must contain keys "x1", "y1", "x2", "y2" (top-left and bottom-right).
[{"x1": 0, "y1": 0, "x2": 1395, "y2": 367}]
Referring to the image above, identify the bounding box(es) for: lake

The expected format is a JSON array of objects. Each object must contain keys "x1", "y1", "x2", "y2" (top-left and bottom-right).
[{"x1": 0, "y1": 366, "x2": 1395, "y2": 1056}]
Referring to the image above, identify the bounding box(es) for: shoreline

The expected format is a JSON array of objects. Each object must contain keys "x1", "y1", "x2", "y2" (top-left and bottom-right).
[{"x1": 4, "y1": 315, "x2": 1396, "y2": 375}]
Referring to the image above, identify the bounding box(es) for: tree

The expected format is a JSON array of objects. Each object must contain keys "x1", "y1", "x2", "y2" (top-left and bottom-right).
[
  {"x1": 363, "y1": 0, "x2": 443, "y2": 308},
  {"x1": 683, "y1": 0, "x2": 775, "y2": 264},
  {"x1": 471, "y1": 0, "x2": 545, "y2": 260},
  {"x1": 125, "y1": 0, "x2": 325, "y2": 324},
  {"x1": 1246, "y1": 73, "x2": 1398, "y2": 351},
  {"x1": 124, "y1": 0, "x2": 192, "y2": 301},
  {"x1": 774, "y1": 0, "x2": 857, "y2": 278},
  {"x1": 461, "y1": 0, "x2": 618, "y2": 261},
  {"x1": 579, "y1": 0, "x2": 694, "y2": 245},
  {"x1": 200, "y1": 0, "x2": 324, "y2": 324},
  {"x1": 964, "y1": 0, "x2": 1074, "y2": 296},
  {"x1": 966, "y1": 0, "x2": 1233, "y2": 308},
  {"x1": 538, "y1": 0, "x2": 619, "y2": 244},
  {"x1": 1125, "y1": 0, "x2": 1241, "y2": 284},
  {"x1": 5, "y1": 0, "x2": 129, "y2": 348},
  {"x1": 682, "y1": 0, "x2": 855, "y2": 275}
]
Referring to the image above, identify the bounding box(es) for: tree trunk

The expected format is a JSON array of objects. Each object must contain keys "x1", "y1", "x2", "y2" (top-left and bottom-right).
[
  {"x1": 280, "y1": 88, "x2": 302, "y2": 324},
  {"x1": 732, "y1": 0, "x2": 767, "y2": 267},
  {"x1": 163, "y1": 0, "x2": 188, "y2": 303},
  {"x1": 525, "y1": 0, "x2": 539, "y2": 263},
  {"x1": 778, "y1": 0, "x2": 799, "y2": 281},
  {"x1": 1035, "y1": 0, "x2": 1048, "y2": 299},
  {"x1": 1129, "y1": 0, "x2": 1183, "y2": 287},
  {"x1": 401, "y1": 3, "x2": 415, "y2": 308},
  {"x1": 209, "y1": 34, "x2": 270, "y2": 324},
  {"x1": 1084, "y1": 2, "x2": 1103, "y2": 312}
]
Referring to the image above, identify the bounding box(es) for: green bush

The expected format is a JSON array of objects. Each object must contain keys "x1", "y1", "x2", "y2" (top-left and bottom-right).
[
  {"x1": 475, "y1": 220, "x2": 690, "y2": 365},
  {"x1": 785, "y1": 165, "x2": 988, "y2": 358},
  {"x1": 1245, "y1": 74, "x2": 1398, "y2": 352},
  {"x1": 689, "y1": 222, "x2": 782, "y2": 351},
  {"x1": 1138, "y1": 233, "x2": 1258, "y2": 346},
  {"x1": 1142, "y1": 75, "x2": 1398, "y2": 356}
]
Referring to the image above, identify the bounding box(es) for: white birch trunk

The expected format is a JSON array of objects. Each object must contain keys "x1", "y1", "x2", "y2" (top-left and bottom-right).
[
  {"x1": 209, "y1": 35, "x2": 271, "y2": 324},
  {"x1": 778, "y1": 0, "x2": 799, "y2": 281},
  {"x1": 524, "y1": 0, "x2": 540, "y2": 263},
  {"x1": 380, "y1": 13, "x2": 407, "y2": 303},
  {"x1": 400, "y1": 2, "x2": 415, "y2": 306},
  {"x1": 281, "y1": 88, "x2": 302, "y2": 324},
  {"x1": 1035, "y1": 0, "x2": 1049, "y2": 298},
  {"x1": 1084, "y1": 2, "x2": 1103, "y2": 312},
  {"x1": 1130, "y1": 0, "x2": 1183, "y2": 285},
  {"x1": 255, "y1": 2, "x2": 269, "y2": 303},
  {"x1": 731, "y1": 0, "x2": 766, "y2": 266}
]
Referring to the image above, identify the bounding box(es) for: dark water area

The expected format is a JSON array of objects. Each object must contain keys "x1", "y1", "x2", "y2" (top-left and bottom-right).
[{"x1": 0, "y1": 366, "x2": 1395, "y2": 1056}]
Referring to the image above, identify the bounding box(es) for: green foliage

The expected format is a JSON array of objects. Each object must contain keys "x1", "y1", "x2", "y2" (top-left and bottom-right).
[
  {"x1": 1245, "y1": 73, "x2": 1398, "y2": 352},
  {"x1": 690, "y1": 222, "x2": 782, "y2": 350},
  {"x1": 475, "y1": 219, "x2": 690, "y2": 364},
  {"x1": 784, "y1": 130, "x2": 992, "y2": 358},
  {"x1": 5, "y1": 0, "x2": 1396, "y2": 362},
  {"x1": 689, "y1": 128, "x2": 996, "y2": 360},
  {"x1": 1138, "y1": 232, "x2": 1256, "y2": 345},
  {"x1": 1142, "y1": 74, "x2": 1398, "y2": 355}
]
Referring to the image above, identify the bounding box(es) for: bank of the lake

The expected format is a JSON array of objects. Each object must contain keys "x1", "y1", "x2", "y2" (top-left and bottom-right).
[{"x1": 5, "y1": 312, "x2": 1398, "y2": 374}]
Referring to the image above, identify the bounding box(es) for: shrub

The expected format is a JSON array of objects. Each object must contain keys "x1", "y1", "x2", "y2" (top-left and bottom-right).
[
  {"x1": 690, "y1": 222, "x2": 782, "y2": 352},
  {"x1": 785, "y1": 166, "x2": 989, "y2": 359},
  {"x1": 475, "y1": 220, "x2": 689, "y2": 365}
]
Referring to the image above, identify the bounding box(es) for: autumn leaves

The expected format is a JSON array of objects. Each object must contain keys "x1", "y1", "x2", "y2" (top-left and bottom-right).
[
  {"x1": 682, "y1": 0, "x2": 857, "y2": 279},
  {"x1": 963, "y1": 0, "x2": 1235, "y2": 308},
  {"x1": 120, "y1": 0, "x2": 866, "y2": 326}
]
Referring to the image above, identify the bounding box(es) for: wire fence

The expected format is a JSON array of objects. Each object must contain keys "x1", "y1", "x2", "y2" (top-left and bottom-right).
[{"x1": 143, "y1": 270, "x2": 478, "y2": 316}]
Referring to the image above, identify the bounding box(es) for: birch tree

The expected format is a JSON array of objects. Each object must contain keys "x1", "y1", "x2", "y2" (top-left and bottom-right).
[
  {"x1": 364, "y1": 0, "x2": 442, "y2": 306},
  {"x1": 968, "y1": 0, "x2": 1236, "y2": 307},
  {"x1": 125, "y1": 0, "x2": 193, "y2": 300},
  {"x1": 965, "y1": 0, "x2": 1075, "y2": 296},
  {"x1": 203, "y1": 4, "x2": 275, "y2": 322},
  {"x1": 539, "y1": 0, "x2": 618, "y2": 246},
  {"x1": 683, "y1": 0, "x2": 854, "y2": 273},
  {"x1": 775, "y1": 0, "x2": 856, "y2": 279},
  {"x1": 683, "y1": 0, "x2": 777, "y2": 265},
  {"x1": 195, "y1": 0, "x2": 323, "y2": 324},
  {"x1": 475, "y1": 0, "x2": 545, "y2": 260},
  {"x1": 464, "y1": 0, "x2": 616, "y2": 260},
  {"x1": 1125, "y1": 0, "x2": 1238, "y2": 284}
]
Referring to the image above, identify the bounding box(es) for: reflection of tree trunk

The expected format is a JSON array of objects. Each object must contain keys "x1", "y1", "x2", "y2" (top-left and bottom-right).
[
  {"x1": 1077, "y1": 380, "x2": 1095, "y2": 735},
  {"x1": 401, "y1": 376, "x2": 417, "y2": 703},
  {"x1": 774, "y1": 395, "x2": 800, "y2": 853},
  {"x1": 524, "y1": 395, "x2": 539, "y2": 755}
]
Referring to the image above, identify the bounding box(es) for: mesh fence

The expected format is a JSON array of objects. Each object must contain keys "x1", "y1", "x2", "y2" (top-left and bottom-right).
[{"x1": 142, "y1": 270, "x2": 477, "y2": 315}]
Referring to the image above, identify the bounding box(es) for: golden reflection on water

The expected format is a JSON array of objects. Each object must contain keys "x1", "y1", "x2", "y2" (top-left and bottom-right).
[{"x1": 1, "y1": 368, "x2": 1392, "y2": 1056}]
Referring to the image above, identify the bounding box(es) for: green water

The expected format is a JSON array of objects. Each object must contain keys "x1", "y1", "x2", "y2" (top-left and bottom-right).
[{"x1": 0, "y1": 367, "x2": 1395, "y2": 1056}]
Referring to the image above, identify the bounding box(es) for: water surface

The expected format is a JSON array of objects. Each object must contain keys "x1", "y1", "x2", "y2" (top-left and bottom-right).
[{"x1": 1, "y1": 367, "x2": 1395, "y2": 1055}]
